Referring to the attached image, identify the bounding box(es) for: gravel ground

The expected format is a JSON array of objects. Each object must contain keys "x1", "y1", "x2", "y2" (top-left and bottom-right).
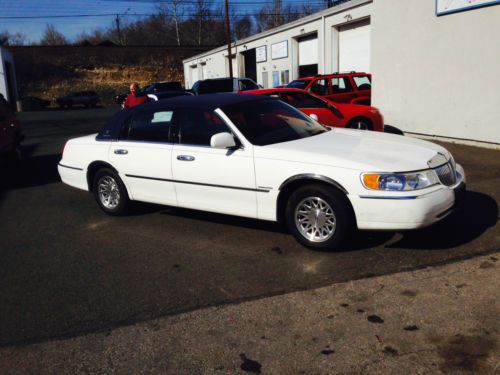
[{"x1": 1, "y1": 253, "x2": 498, "y2": 374}]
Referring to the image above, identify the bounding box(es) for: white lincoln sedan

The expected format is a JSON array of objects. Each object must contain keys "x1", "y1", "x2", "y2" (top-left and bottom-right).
[{"x1": 58, "y1": 94, "x2": 465, "y2": 250}]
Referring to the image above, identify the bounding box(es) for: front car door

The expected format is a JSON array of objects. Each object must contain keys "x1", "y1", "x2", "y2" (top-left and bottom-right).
[
  {"x1": 109, "y1": 107, "x2": 177, "y2": 206},
  {"x1": 171, "y1": 107, "x2": 257, "y2": 218}
]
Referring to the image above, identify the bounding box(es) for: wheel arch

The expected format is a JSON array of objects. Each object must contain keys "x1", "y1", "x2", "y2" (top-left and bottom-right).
[
  {"x1": 87, "y1": 161, "x2": 117, "y2": 192},
  {"x1": 276, "y1": 174, "x2": 355, "y2": 224},
  {"x1": 346, "y1": 116, "x2": 373, "y2": 130}
]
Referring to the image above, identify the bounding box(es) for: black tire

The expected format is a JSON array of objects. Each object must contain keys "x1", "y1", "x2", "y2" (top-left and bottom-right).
[
  {"x1": 347, "y1": 118, "x2": 372, "y2": 131},
  {"x1": 92, "y1": 168, "x2": 130, "y2": 216},
  {"x1": 285, "y1": 184, "x2": 352, "y2": 251}
]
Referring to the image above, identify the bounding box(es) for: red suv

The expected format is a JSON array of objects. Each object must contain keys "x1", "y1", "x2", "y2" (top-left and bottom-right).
[
  {"x1": 287, "y1": 72, "x2": 371, "y2": 105},
  {"x1": 0, "y1": 97, "x2": 23, "y2": 162}
]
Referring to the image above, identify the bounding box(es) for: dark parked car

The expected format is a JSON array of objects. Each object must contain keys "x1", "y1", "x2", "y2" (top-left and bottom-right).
[
  {"x1": 0, "y1": 97, "x2": 23, "y2": 162},
  {"x1": 56, "y1": 91, "x2": 100, "y2": 108},
  {"x1": 143, "y1": 81, "x2": 183, "y2": 93},
  {"x1": 22, "y1": 96, "x2": 50, "y2": 110},
  {"x1": 190, "y1": 78, "x2": 259, "y2": 95}
]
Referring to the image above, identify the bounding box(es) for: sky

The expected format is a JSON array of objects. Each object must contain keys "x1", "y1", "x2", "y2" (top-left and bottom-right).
[
  {"x1": 0, "y1": 0, "x2": 158, "y2": 43},
  {"x1": 0, "y1": 0, "x2": 326, "y2": 44}
]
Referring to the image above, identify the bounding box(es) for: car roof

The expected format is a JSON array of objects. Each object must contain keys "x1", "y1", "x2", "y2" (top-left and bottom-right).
[
  {"x1": 243, "y1": 88, "x2": 308, "y2": 95},
  {"x1": 97, "y1": 93, "x2": 270, "y2": 141}
]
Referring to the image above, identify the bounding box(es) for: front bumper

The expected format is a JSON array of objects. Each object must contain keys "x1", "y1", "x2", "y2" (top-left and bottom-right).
[{"x1": 349, "y1": 165, "x2": 466, "y2": 231}]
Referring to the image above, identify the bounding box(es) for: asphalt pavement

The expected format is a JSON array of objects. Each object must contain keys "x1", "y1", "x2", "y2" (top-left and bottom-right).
[{"x1": 0, "y1": 107, "x2": 498, "y2": 348}]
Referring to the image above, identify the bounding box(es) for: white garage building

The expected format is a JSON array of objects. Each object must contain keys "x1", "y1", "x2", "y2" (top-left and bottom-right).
[
  {"x1": 183, "y1": 0, "x2": 500, "y2": 147},
  {"x1": 0, "y1": 47, "x2": 18, "y2": 105}
]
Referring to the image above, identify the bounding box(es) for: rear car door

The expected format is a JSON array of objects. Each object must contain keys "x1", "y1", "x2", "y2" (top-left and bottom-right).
[
  {"x1": 351, "y1": 75, "x2": 372, "y2": 104},
  {"x1": 171, "y1": 108, "x2": 257, "y2": 218},
  {"x1": 108, "y1": 107, "x2": 177, "y2": 206},
  {"x1": 325, "y1": 76, "x2": 355, "y2": 103}
]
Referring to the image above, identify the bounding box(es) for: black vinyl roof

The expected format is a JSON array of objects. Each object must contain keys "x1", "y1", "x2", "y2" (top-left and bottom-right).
[{"x1": 97, "y1": 93, "x2": 270, "y2": 141}]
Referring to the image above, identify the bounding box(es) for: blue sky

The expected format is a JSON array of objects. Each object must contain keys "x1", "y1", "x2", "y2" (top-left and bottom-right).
[
  {"x1": 0, "y1": 0, "x2": 158, "y2": 43},
  {"x1": 0, "y1": 0, "x2": 322, "y2": 44}
]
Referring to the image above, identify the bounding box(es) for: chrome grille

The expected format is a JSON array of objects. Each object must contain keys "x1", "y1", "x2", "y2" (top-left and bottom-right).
[{"x1": 435, "y1": 162, "x2": 457, "y2": 186}]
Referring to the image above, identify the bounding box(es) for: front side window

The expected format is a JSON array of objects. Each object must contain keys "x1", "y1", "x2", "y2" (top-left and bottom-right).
[
  {"x1": 120, "y1": 109, "x2": 174, "y2": 142},
  {"x1": 308, "y1": 79, "x2": 329, "y2": 96},
  {"x1": 176, "y1": 109, "x2": 232, "y2": 146},
  {"x1": 222, "y1": 99, "x2": 327, "y2": 146}
]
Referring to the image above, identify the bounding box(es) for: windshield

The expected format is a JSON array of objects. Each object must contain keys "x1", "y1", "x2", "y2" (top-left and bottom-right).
[
  {"x1": 287, "y1": 79, "x2": 311, "y2": 89},
  {"x1": 221, "y1": 99, "x2": 328, "y2": 146}
]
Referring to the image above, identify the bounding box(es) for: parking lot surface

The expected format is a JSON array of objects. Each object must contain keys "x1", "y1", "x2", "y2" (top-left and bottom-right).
[{"x1": 0, "y1": 108, "x2": 499, "y2": 346}]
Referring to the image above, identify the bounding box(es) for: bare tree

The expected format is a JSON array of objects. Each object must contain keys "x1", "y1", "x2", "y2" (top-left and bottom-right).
[
  {"x1": 157, "y1": 0, "x2": 184, "y2": 46},
  {"x1": 0, "y1": 30, "x2": 27, "y2": 46},
  {"x1": 40, "y1": 24, "x2": 68, "y2": 45},
  {"x1": 194, "y1": 0, "x2": 212, "y2": 46},
  {"x1": 233, "y1": 16, "x2": 252, "y2": 41}
]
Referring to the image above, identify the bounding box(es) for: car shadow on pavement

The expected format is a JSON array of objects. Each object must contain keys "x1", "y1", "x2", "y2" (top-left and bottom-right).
[
  {"x1": 0, "y1": 153, "x2": 61, "y2": 191},
  {"x1": 386, "y1": 191, "x2": 498, "y2": 250},
  {"x1": 161, "y1": 207, "x2": 398, "y2": 251}
]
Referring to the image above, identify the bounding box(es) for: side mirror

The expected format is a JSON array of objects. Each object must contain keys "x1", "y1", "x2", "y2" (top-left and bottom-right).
[
  {"x1": 210, "y1": 132, "x2": 236, "y2": 149},
  {"x1": 309, "y1": 113, "x2": 319, "y2": 121}
]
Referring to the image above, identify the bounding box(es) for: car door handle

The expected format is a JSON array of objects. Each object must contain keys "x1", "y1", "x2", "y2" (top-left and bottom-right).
[
  {"x1": 114, "y1": 149, "x2": 128, "y2": 155},
  {"x1": 177, "y1": 155, "x2": 195, "y2": 161}
]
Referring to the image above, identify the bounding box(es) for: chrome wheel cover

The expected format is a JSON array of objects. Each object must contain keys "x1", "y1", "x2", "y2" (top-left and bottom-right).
[
  {"x1": 98, "y1": 176, "x2": 120, "y2": 209},
  {"x1": 295, "y1": 196, "x2": 336, "y2": 243},
  {"x1": 352, "y1": 121, "x2": 368, "y2": 130}
]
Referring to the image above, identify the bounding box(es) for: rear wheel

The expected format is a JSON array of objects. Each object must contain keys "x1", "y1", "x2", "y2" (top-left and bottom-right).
[
  {"x1": 285, "y1": 185, "x2": 352, "y2": 250},
  {"x1": 93, "y1": 168, "x2": 129, "y2": 215},
  {"x1": 347, "y1": 118, "x2": 372, "y2": 131}
]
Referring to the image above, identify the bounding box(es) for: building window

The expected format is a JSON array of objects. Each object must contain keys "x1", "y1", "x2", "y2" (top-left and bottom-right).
[{"x1": 281, "y1": 70, "x2": 290, "y2": 85}]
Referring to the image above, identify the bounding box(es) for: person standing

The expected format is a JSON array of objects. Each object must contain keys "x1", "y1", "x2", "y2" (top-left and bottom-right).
[{"x1": 123, "y1": 82, "x2": 149, "y2": 109}]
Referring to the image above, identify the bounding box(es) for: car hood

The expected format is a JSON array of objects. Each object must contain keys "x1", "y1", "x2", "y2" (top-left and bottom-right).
[{"x1": 254, "y1": 128, "x2": 450, "y2": 172}]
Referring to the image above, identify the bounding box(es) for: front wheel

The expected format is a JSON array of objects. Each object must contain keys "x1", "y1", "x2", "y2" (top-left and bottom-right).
[
  {"x1": 93, "y1": 168, "x2": 130, "y2": 215},
  {"x1": 347, "y1": 118, "x2": 372, "y2": 131},
  {"x1": 285, "y1": 185, "x2": 352, "y2": 251}
]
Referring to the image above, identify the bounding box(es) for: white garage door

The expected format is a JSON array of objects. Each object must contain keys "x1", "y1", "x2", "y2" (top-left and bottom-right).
[
  {"x1": 338, "y1": 19, "x2": 371, "y2": 73},
  {"x1": 190, "y1": 65, "x2": 199, "y2": 87},
  {"x1": 298, "y1": 34, "x2": 318, "y2": 66}
]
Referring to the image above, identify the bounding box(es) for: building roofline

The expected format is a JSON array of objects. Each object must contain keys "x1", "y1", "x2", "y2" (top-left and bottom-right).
[{"x1": 183, "y1": 0, "x2": 372, "y2": 63}]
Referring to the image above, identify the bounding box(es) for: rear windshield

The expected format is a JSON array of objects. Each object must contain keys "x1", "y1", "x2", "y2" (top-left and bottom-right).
[
  {"x1": 199, "y1": 80, "x2": 234, "y2": 94},
  {"x1": 221, "y1": 99, "x2": 327, "y2": 146},
  {"x1": 155, "y1": 82, "x2": 182, "y2": 91},
  {"x1": 287, "y1": 80, "x2": 311, "y2": 89}
]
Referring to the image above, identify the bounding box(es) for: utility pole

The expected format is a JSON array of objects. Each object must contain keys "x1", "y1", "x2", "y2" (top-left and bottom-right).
[
  {"x1": 115, "y1": 14, "x2": 122, "y2": 45},
  {"x1": 225, "y1": 0, "x2": 233, "y2": 79}
]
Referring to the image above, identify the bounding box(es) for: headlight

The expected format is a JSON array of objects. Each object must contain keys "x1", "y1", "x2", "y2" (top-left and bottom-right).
[{"x1": 362, "y1": 170, "x2": 439, "y2": 191}]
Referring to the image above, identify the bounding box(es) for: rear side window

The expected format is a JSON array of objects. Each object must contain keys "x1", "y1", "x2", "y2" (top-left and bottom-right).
[
  {"x1": 176, "y1": 108, "x2": 232, "y2": 146},
  {"x1": 308, "y1": 79, "x2": 329, "y2": 96},
  {"x1": 287, "y1": 80, "x2": 311, "y2": 89},
  {"x1": 353, "y1": 76, "x2": 371, "y2": 90},
  {"x1": 278, "y1": 92, "x2": 328, "y2": 109},
  {"x1": 120, "y1": 109, "x2": 174, "y2": 143},
  {"x1": 238, "y1": 79, "x2": 258, "y2": 91},
  {"x1": 331, "y1": 77, "x2": 352, "y2": 93}
]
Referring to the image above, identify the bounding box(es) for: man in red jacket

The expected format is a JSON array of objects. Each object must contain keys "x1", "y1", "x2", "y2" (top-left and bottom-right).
[{"x1": 123, "y1": 82, "x2": 149, "y2": 109}]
